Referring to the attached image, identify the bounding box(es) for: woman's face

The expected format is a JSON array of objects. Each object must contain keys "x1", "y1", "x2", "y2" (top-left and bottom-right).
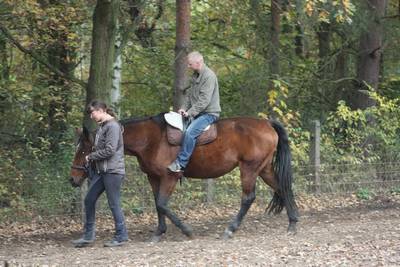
[{"x1": 89, "y1": 108, "x2": 106, "y2": 123}]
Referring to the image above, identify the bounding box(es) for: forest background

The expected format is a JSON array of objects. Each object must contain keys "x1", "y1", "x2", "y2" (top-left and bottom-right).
[{"x1": 0, "y1": 0, "x2": 400, "y2": 220}]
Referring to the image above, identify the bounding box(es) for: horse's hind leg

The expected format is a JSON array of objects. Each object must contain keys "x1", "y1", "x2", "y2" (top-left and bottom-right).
[
  {"x1": 223, "y1": 164, "x2": 257, "y2": 239},
  {"x1": 259, "y1": 164, "x2": 297, "y2": 234},
  {"x1": 259, "y1": 163, "x2": 278, "y2": 191}
]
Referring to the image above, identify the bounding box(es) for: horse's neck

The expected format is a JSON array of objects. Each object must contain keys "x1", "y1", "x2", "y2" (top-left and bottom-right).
[{"x1": 123, "y1": 120, "x2": 161, "y2": 155}]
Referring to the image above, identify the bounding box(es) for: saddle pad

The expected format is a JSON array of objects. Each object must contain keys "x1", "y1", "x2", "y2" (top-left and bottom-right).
[
  {"x1": 164, "y1": 111, "x2": 183, "y2": 131},
  {"x1": 167, "y1": 124, "x2": 217, "y2": 146}
]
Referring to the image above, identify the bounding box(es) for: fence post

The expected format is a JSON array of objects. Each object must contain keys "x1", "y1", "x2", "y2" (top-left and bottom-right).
[
  {"x1": 206, "y1": 179, "x2": 214, "y2": 204},
  {"x1": 310, "y1": 120, "x2": 321, "y2": 193}
]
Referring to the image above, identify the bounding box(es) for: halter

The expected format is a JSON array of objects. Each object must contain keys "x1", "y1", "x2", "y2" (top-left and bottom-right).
[{"x1": 71, "y1": 163, "x2": 89, "y2": 174}]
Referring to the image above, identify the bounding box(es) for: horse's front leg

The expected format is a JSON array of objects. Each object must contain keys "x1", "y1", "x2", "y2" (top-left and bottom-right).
[
  {"x1": 148, "y1": 176, "x2": 167, "y2": 242},
  {"x1": 156, "y1": 175, "x2": 193, "y2": 238}
]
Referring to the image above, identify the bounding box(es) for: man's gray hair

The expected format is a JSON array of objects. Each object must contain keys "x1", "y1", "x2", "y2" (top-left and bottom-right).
[{"x1": 187, "y1": 51, "x2": 204, "y2": 63}]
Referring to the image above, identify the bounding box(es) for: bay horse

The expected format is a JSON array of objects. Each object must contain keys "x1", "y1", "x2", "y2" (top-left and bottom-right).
[{"x1": 70, "y1": 114, "x2": 298, "y2": 241}]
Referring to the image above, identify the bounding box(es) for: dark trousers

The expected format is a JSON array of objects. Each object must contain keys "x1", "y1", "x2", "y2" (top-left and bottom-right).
[{"x1": 84, "y1": 172, "x2": 128, "y2": 240}]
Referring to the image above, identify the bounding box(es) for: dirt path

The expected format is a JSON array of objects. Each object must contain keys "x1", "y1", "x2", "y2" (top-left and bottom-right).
[{"x1": 1, "y1": 196, "x2": 400, "y2": 266}]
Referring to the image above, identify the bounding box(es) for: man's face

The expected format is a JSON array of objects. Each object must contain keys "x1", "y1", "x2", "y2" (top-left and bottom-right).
[{"x1": 188, "y1": 58, "x2": 201, "y2": 72}]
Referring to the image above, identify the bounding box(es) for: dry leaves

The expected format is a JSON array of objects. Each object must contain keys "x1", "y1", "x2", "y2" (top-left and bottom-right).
[{"x1": 1, "y1": 193, "x2": 400, "y2": 266}]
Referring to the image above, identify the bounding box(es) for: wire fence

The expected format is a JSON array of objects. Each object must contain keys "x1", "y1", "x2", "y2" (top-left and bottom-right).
[{"x1": 1, "y1": 158, "x2": 400, "y2": 222}]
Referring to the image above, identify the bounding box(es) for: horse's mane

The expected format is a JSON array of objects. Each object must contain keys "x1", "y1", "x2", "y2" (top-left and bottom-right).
[{"x1": 119, "y1": 113, "x2": 167, "y2": 127}]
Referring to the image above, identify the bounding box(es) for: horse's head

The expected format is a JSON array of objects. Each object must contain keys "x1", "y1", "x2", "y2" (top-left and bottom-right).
[{"x1": 69, "y1": 127, "x2": 93, "y2": 187}]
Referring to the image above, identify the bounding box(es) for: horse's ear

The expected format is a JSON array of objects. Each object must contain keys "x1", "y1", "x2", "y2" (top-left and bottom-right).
[
  {"x1": 82, "y1": 126, "x2": 90, "y2": 139},
  {"x1": 82, "y1": 126, "x2": 95, "y2": 143},
  {"x1": 75, "y1": 127, "x2": 83, "y2": 136},
  {"x1": 88, "y1": 131, "x2": 95, "y2": 144}
]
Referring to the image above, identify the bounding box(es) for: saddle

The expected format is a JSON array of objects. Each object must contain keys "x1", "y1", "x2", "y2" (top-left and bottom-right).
[{"x1": 164, "y1": 112, "x2": 217, "y2": 146}]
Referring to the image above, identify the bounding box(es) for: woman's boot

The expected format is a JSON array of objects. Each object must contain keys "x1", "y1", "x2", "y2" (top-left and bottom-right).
[
  {"x1": 72, "y1": 223, "x2": 95, "y2": 247},
  {"x1": 104, "y1": 222, "x2": 128, "y2": 247}
]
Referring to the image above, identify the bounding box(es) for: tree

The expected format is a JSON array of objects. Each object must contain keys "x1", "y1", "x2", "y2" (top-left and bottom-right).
[
  {"x1": 0, "y1": 35, "x2": 9, "y2": 81},
  {"x1": 350, "y1": 0, "x2": 388, "y2": 109},
  {"x1": 270, "y1": 0, "x2": 281, "y2": 79},
  {"x1": 173, "y1": 0, "x2": 191, "y2": 110},
  {"x1": 85, "y1": 0, "x2": 120, "y2": 129}
]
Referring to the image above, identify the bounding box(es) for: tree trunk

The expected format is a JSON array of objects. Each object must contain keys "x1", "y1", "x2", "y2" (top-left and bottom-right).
[
  {"x1": 85, "y1": 0, "x2": 119, "y2": 129},
  {"x1": 317, "y1": 22, "x2": 330, "y2": 66},
  {"x1": 174, "y1": 0, "x2": 191, "y2": 110},
  {"x1": 334, "y1": 47, "x2": 350, "y2": 103},
  {"x1": 111, "y1": 29, "x2": 122, "y2": 116},
  {"x1": 47, "y1": 35, "x2": 76, "y2": 151},
  {"x1": 0, "y1": 35, "x2": 9, "y2": 81},
  {"x1": 294, "y1": 0, "x2": 304, "y2": 57},
  {"x1": 270, "y1": 0, "x2": 281, "y2": 79},
  {"x1": 267, "y1": 0, "x2": 281, "y2": 117},
  {"x1": 350, "y1": 0, "x2": 387, "y2": 110}
]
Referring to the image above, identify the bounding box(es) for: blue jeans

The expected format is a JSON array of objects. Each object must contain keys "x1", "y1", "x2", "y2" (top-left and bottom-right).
[
  {"x1": 177, "y1": 113, "x2": 218, "y2": 168},
  {"x1": 84, "y1": 172, "x2": 128, "y2": 240}
]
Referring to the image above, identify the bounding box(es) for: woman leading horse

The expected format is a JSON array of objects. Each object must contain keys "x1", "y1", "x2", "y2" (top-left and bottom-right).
[{"x1": 70, "y1": 114, "x2": 298, "y2": 242}]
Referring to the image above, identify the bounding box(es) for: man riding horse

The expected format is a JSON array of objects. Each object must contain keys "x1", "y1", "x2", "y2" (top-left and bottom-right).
[{"x1": 167, "y1": 51, "x2": 221, "y2": 173}]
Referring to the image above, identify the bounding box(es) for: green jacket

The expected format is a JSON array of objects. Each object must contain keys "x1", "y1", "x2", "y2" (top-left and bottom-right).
[{"x1": 182, "y1": 64, "x2": 221, "y2": 118}]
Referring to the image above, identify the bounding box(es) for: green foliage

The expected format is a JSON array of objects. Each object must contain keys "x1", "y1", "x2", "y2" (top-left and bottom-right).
[
  {"x1": 1, "y1": 0, "x2": 400, "y2": 221},
  {"x1": 322, "y1": 92, "x2": 400, "y2": 164},
  {"x1": 0, "y1": 134, "x2": 78, "y2": 220},
  {"x1": 356, "y1": 188, "x2": 372, "y2": 200},
  {"x1": 305, "y1": 0, "x2": 355, "y2": 24},
  {"x1": 390, "y1": 187, "x2": 400, "y2": 195}
]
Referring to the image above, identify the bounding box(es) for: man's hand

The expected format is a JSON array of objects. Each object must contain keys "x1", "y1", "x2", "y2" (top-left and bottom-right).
[{"x1": 178, "y1": 109, "x2": 188, "y2": 117}]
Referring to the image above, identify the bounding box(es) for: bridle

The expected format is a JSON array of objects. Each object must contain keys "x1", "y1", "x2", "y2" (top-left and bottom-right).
[
  {"x1": 71, "y1": 164, "x2": 87, "y2": 171},
  {"x1": 71, "y1": 136, "x2": 91, "y2": 175},
  {"x1": 71, "y1": 163, "x2": 89, "y2": 176}
]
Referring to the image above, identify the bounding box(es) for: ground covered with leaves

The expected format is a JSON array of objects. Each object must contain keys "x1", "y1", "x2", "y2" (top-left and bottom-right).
[{"x1": 1, "y1": 194, "x2": 400, "y2": 266}]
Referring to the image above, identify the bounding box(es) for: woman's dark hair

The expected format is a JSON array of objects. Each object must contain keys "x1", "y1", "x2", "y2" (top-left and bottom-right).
[{"x1": 86, "y1": 100, "x2": 117, "y2": 118}]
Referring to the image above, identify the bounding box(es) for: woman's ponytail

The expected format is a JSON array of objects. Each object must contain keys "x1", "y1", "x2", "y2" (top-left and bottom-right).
[{"x1": 106, "y1": 107, "x2": 117, "y2": 118}]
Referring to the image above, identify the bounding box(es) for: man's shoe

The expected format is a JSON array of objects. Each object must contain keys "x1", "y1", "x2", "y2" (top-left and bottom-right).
[
  {"x1": 167, "y1": 160, "x2": 183, "y2": 173},
  {"x1": 104, "y1": 237, "x2": 128, "y2": 247},
  {"x1": 72, "y1": 237, "x2": 95, "y2": 248}
]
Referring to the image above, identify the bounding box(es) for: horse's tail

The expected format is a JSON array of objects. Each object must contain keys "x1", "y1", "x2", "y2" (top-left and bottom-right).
[{"x1": 266, "y1": 120, "x2": 298, "y2": 222}]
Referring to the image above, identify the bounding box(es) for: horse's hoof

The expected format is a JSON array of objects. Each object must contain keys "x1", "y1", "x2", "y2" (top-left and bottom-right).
[
  {"x1": 222, "y1": 229, "x2": 233, "y2": 240},
  {"x1": 287, "y1": 224, "x2": 297, "y2": 235},
  {"x1": 182, "y1": 225, "x2": 193, "y2": 238},
  {"x1": 148, "y1": 235, "x2": 163, "y2": 243}
]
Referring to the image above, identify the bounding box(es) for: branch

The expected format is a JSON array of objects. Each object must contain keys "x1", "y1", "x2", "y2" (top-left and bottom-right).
[
  {"x1": 121, "y1": 81, "x2": 150, "y2": 85},
  {"x1": 382, "y1": 14, "x2": 400, "y2": 19},
  {"x1": 369, "y1": 46, "x2": 381, "y2": 57},
  {"x1": 0, "y1": 131, "x2": 27, "y2": 143},
  {"x1": 0, "y1": 23, "x2": 87, "y2": 88},
  {"x1": 211, "y1": 42, "x2": 246, "y2": 59}
]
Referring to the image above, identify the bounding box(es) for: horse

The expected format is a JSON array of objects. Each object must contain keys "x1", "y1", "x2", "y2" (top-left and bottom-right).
[{"x1": 70, "y1": 113, "x2": 298, "y2": 241}]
